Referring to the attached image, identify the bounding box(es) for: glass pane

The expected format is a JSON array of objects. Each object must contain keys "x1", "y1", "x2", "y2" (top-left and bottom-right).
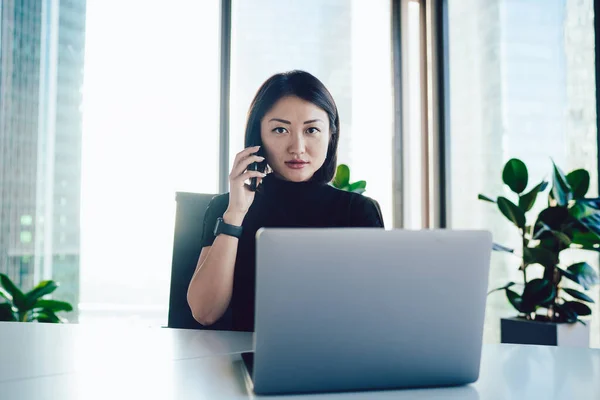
[
  {"x1": 0, "y1": 0, "x2": 221, "y2": 326},
  {"x1": 80, "y1": 0, "x2": 220, "y2": 326},
  {"x1": 230, "y1": 0, "x2": 394, "y2": 227},
  {"x1": 448, "y1": 0, "x2": 599, "y2": 346},
  {"x1": 0, "y1": 0, "x2": 87, "y2": 316}
]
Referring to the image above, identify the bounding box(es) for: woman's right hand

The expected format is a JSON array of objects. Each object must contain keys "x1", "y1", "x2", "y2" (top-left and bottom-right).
[{"x1": 224, "y1": 146, "x2": 266, "y2": 225}]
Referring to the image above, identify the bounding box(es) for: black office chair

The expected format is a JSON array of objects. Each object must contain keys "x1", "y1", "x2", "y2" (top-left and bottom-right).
[{"x1": 168, "y1": 192, "x2": 233, "y2": 330}]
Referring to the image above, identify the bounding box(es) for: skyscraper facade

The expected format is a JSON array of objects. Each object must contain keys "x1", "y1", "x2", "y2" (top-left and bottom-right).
[{"x1": 0, "y1": 0, "x2": 86, "y2": 319}]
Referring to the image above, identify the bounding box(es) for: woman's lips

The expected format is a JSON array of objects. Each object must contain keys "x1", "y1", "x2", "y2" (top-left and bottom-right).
[{"x1": 285, "y1": 161, "x2": 308, "y2": 169}]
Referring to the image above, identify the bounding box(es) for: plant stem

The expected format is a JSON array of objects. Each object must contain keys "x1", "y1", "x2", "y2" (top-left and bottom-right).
[
  {"x1": 521, "y1": 227, "x2": 531, "y2": 319},
  {"x1": 552, "y1": 270, "x2": 560, "y2": 322},
  {"x1": 549, "y1": 241, "x2": 563, "y2": 322},
  {"x1": 521, "y1": 228, "x2": 527, "y2": 283}
]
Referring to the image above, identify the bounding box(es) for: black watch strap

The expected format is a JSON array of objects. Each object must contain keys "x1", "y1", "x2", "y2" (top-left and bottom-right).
[{"x1": 213, "y1": 217, "x2": 243, "y2": 239}]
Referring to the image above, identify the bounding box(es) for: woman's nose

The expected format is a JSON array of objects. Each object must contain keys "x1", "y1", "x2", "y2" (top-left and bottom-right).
[{"x1": 288, "y1": 132, "x2": 306, "y2": 154}]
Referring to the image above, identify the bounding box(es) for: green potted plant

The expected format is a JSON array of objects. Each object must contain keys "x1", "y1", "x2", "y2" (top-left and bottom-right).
[
  {"x1": 331, "y1": 164, "x2": 367, "y2": 194},
  {"x1": 0, "y1": 273, "x2": 73, "y2": 323},
  {"x1": 479, "y1": 158, "x2": 600, "y2": 347}
]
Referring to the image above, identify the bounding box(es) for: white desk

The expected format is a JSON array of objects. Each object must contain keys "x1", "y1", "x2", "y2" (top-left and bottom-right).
[{"x1": 1, "y1": 321, "x2": 599, "y2": 399}]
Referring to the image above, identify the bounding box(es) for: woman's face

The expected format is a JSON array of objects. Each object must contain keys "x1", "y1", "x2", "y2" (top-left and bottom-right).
[{"x1": 260, "y1": 96, "x2": 330, "y2": 182}]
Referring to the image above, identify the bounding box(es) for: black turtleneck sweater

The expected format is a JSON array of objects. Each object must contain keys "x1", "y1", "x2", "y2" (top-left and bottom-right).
[{"x1": 199, "y1": 174, "x2": 385, "y2": 331}]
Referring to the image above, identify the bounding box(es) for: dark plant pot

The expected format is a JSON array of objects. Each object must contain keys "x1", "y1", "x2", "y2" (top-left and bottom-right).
[{"x1": 500, "y1": 317, "x2": 590, "y2": 347}]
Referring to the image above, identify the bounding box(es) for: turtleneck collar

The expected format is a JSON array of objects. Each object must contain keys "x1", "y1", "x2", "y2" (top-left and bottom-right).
[{"x1": 259, "y1": 173, "x2": 328, "y2": 198}]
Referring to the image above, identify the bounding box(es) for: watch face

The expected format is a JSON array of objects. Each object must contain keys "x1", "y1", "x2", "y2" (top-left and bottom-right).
[
  {"x1": 214, "y1": 217, "x2": 242, "y2": 238},
  {"x1": 214, "y1": 217, "x2": 223, "y2": 236}
]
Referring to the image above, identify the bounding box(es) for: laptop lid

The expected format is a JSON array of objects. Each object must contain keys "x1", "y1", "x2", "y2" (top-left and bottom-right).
[{"x1": 252, "y1": 228, "x2": 492, "y2": 395}]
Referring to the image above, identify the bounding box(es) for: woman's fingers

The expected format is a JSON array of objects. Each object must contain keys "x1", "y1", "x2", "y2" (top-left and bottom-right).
[
  {"x1": 232, "y1": 145, "x2": 261, "y2": 169},
  {"x1": 243, "y1": 176, "x2": 265, "y2": 193},
  {"x1": 236, "y1": 170, "x2": 267, "y2": 185},
  {"x1": 230, "y1": 154, "x2": 265, "y2": 179}
]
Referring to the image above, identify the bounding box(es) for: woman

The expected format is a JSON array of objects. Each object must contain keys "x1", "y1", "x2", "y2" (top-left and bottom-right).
[{"x1": 187, "y1": 70, "x2": 384, "y2": 331}]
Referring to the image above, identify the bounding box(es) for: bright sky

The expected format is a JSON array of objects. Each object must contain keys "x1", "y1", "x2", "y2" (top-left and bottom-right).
[{"x1": 80, "y1": 1, "x2": 220, "y2": 308}]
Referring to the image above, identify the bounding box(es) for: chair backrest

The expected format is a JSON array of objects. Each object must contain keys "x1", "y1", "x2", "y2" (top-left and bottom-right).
[{"x1": 168, "y1": 192, "x2": 233, "y2": 330}]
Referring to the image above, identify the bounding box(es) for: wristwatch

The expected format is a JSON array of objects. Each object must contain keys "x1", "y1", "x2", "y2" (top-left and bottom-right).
[{"x1": 213, "y1": 217, "x2": 243, "y2": 239}]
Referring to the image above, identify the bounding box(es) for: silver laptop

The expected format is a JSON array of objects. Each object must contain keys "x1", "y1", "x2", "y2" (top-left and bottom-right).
[{"x1": 241, "y1": 228, "x2": 492, "y2": 395}]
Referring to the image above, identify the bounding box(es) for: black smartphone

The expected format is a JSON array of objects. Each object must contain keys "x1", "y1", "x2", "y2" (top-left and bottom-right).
[{"x1": 248, "y1": 146, "x2": 265, "y2": 192}]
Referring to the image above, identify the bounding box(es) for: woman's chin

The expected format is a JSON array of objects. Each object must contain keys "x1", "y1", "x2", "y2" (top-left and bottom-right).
[{"x1": 276, "y1": 169, "x2": 313, "y2": 182}]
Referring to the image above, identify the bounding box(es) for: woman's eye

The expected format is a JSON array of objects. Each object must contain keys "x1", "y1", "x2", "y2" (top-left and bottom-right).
[
  {"x1": 273, "y1": 127, "x2": 287, "y2": 134},
  {"x1": 306, "y1": 127, "x2": 320, "y2": 134}
]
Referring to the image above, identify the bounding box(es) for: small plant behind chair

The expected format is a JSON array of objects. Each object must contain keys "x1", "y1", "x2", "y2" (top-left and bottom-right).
[{"x1": 331, "y1": 164, "x2": 367, "y2": 194}]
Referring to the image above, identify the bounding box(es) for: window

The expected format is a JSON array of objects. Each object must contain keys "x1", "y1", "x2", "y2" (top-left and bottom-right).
[
  {"x1": 229, "y1": 0, "x2": 394, "y2": 227},
  {"x1": 448, "y1": 0, "x2": 599, "y2": 346},
  {"x1": 0, "y1": 0, "x2": 221, "y2": 326},
  {"x1": 20, "y1": 232, "x2": 33, "y2": 244},
  {"x1": 79, "y1": 0, "x2": 221, "y2": 326}
]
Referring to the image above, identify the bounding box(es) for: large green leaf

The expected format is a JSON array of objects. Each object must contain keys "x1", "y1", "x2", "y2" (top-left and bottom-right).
[
  {"x1": 550, "y1": 231, "x2": 571, "y2": 246},
  {"x1": 534, "y1": 223, "x2": 572, "y2": 247},
  {"x1": 559, "y1": 267, "x2": 578, "y2": 284},
  {"x1": 566, "y1": 169, "x2": 590, "y2": 199},
  {"x1": 0, "y1": 303, "x2": 17, "y2": 322},
  {"x1": 566, "y1": 262, "x2": 600, "y2": 290},
  {"x1": 488, "y1": 282, "x2": 515, "y2": 295},
  {"x1": 0, "y1": 287, "x2": 12, "y2": 303},
  {"x1": 579, "y1": 220, "x2": 600, "y2": 243},
  {"x1": 518, "y1": 181, "x2": 548, "y2": 212},
  {"x1": 32, "y1": 309, "x2": 63, "y2": 323},
  {"x1": 522, "y1": 279, "x2": 556, "y2": 310},
  {"x1": 570, "y1": 200, "x2": 600, "y2": 238},
  {"x1": 478, "y1": 194, "x2": 496, "y2": 203},
  {"x1": 348, "y1": 180, "x2": 366, "y2": 192},
  {"x1": 562, "y1": 288, "x2": 595, "y2": 303},
  {"x1": 555, "y1": 303, "x2": 578, "y2": 323},
  {"x1": 570, "y1": 230, "x2": 600, "y2": 250},
  {"x1": 503, "y1": 158, "x2": 528, "y2": 194},
  {"x1": 25, "y1": 280, "x2": 58, "y2": 308},
  {"x1": 538, "y1": 238, "x2": 564, "y2": 257},
  {"x1": 532, "y1": 222, "x2": 551, "y2": 240},
  {"x1": 569, "y1": 201, "x2": 600, "y2": 221},
  {"x1": 497, "y1": 197, "x2": 526, "y2": 229},
  {"x1": 576, "y1": 197, "x2": 600, "y2": 209},
  {"x1": 332, "y1": 164, "x2": 350, "y2": 188},
  {"x1": 34, "y1": 299, "x2": 73, "y2": 313},
  {"x1": 0, "y1": 274, "x2": 26, "y2": 310},
  {"x1": 562, "y1": 301, "x2": 592, "y2": 316},
  {"x1": 535, "y1": 207, "x2": 571, "y2": 231},
  {"x1": 505, "y1": 289, "x2": 526, "y2": 313},
  {"x1": 551, "y1": 161, "x2": 573, "y2": 206},
  {"x1": 523, "y1": 246, "x2": 558, "y2": 269}
]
